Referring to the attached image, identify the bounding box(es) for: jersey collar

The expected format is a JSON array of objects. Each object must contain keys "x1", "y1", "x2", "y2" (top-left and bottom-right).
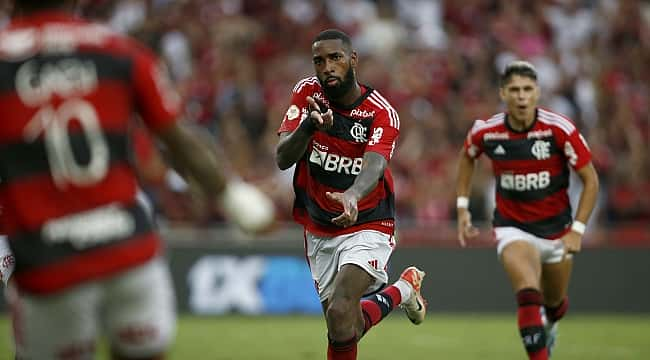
[{"x1": 505, "y1": 108, "x2": 538, "y2": 134}]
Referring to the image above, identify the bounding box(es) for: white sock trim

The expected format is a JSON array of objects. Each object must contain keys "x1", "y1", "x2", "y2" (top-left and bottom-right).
[{"x1": 393, "y1": 280, "x2": 413, "y2": 305}]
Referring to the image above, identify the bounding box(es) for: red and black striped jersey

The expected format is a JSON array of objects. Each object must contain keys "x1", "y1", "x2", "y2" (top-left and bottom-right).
[
  {"x1": 0, "y1": 11, "x2": 180, "y2": 294},
  {"x1": 464, "y1": 108, "x2": 592, "y2": 239},
  {"x1": 278, "y1": 77, "x2": 399, "y2": 236}
]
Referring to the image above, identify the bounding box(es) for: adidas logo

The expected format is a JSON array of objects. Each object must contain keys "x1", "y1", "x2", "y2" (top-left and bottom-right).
[{"x1": 494, "y1": 145, "x2": 506, "y2": 155}]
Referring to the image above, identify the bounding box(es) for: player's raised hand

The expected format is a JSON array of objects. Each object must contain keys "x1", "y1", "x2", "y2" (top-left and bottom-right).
[
  {"x1": 457, "y1": 208, "x2": 479, "y2": 247},
  {"x1": 560, "y1": 231, "x2": 582, "y2": 262},
  {"x1": 306, "y1": 96, "x2": 333, "y2": 130},
  {"x1": 326, "y1": 191, "x2": 358, "y2": 228}
]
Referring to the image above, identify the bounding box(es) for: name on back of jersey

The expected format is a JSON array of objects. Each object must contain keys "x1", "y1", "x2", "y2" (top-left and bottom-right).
[{"x1": 16, "y1": 58, "x2": 98, "y2": 106}]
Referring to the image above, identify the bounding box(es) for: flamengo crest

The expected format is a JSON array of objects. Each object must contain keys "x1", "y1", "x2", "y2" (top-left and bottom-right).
[
  {"x1": 531, "y1": 140, "x2": 551, "y2": 160},
  {"x1": 350, "y1": 122, "x2": 367, "y2": 142}
]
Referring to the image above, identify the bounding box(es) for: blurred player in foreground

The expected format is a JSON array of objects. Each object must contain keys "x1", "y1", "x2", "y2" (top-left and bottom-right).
[
  {"x1": 276, "y1": 29, "x2": 426, "y2": 360},
  {"x1": 0, "y1": 0, "x2": 274, "y2": 359},
  {"x1": 456, "y1": 61, "x2": 599, "y2": 359}
]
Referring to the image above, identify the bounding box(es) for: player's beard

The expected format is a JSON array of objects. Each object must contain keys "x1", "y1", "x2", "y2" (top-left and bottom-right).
[{"x1": 320, "y1": 66, "x2": 356, "y2": 101}]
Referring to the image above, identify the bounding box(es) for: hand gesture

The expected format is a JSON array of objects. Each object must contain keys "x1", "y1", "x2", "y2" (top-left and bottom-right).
[
  {"x1": 326, "y1": 191, "x2": 358, "y2": 228},
  {"x1": 306, "y1": 96, "x2": 333, "y2": 131},
  {"x1": 457, "y1": 208, "x2": 479, "y2": 247},
  {"x1": 560, "y1": 230, "x2": 582, "y2": 262}
]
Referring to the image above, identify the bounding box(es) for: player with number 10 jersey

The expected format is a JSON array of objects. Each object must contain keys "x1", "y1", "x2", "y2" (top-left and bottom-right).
[{"x1": 0, "y1": 12, "x2": 179, "y2": 294}]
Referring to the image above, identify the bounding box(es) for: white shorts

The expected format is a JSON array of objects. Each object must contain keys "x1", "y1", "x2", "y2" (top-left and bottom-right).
[
  {"x1": 8, "y1": 257, "x2": 176, "y2": 359},
  {"x1": 305, "y1": 230, "x2": 395, "y2": 303},
  {"x1": 495, "y1": 227, "x2": 571, "y2": 264}
]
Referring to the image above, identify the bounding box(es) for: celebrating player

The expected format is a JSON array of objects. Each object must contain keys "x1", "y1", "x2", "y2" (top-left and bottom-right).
[
  {"x1": 276, "y1": 29, "x2": 427, "y2": 360},
  {"x1": 456, "y1": 61, "x2": 599, "y2": 359},
  {"x1": 0, "y1": 1, "x2": 273, "y2": 359}
]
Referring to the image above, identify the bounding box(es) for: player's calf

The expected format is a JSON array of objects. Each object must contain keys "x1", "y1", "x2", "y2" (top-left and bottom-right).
[{"x1": 516, "y1": 288, "x2": 548, "y2": 360}]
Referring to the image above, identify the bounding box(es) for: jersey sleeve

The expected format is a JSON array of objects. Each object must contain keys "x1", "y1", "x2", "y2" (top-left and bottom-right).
[
  {"x1": 560, "y1": 127, "x2": 592, "y2": 170},
  {"x1": 365, "y1": 108, "x2": 399, "y2": 162},
  {"x1": 131, "y1": 47, "x2": 182, "y2": 132},
  {"x1": 463, "y1": 120, "x2": 485, "y2": 158},
  {"x1": 277, "y1": 84, "x2": 310, "y2": 134}
]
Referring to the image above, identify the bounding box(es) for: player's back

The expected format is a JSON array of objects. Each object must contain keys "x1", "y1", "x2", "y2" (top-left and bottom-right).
[{"x1": 0, "y1": 11, "x2": 179, "y2": 294}]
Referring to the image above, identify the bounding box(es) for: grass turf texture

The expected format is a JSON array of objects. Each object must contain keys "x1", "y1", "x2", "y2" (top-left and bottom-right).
[{"x1": 0, "y1": 314, "x2": 648, "y2": 359}]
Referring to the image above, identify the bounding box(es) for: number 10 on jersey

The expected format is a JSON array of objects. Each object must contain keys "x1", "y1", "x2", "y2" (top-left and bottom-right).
[{"x1": 23, "y1": 99, "x2": 109, "y2": 189}]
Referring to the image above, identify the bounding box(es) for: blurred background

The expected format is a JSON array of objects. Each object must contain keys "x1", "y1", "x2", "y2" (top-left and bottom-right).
[
  {"x1": 1, "y1": 0, "x2": 649, "y2": 358},
  {"x1": 5, "y1": 0, "x2": 641, "y2": 246}
]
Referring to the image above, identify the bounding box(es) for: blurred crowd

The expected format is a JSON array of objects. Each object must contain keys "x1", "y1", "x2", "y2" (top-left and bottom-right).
[{"x1": 2, "y1": 0, "x2": 649, "y2": 244}]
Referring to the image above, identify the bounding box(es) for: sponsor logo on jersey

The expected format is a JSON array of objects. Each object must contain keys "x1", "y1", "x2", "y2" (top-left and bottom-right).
[
  {"x1": 564, "y1": 142, "x2": 578, "y2": 166},
  {"x1": 484, "y1": 132, "x2": 510, "y2": 140},
  {"x1": 349, "y1": 122, "x2": 368, "y2": 142},
  {"x1": 286, "y1": 105, "x2": 300, "y2": 120},
  {"x1": 368, "y1": 127, "x2": 384, "y2": 146},
  {"x1": 527, "y1": 129, "x2": 552, "y2": 139},
  {"x1": 42, "y1": 204, "x2": 135, "y2": 249},
  {"x1": 500, "y1": 171, "x2": 551, "y2": 191},
  {"x1": 494, "y1": 145, "x2": 506, "y2": 155},
  {"x1": 350, "y1": 109, "x2": 375, "y2": 119},
  {"x1": 309, "y1": 146, "x2": 363, "y2": 175},
  {"x1": 531, "y1": 140, "x2": 551, "y2": 160}
]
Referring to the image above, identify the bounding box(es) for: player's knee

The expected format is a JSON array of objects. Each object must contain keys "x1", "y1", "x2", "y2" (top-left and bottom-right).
[
  {"x1": 326, "y1": 301, "x2": 348, "y2": 325},
  {"x1": 326, "y1": 297, "x2": 355, "y2": 325}
]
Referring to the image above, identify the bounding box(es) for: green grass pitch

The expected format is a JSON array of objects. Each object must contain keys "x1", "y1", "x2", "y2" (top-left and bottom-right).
[{"x1": 0, "y1": 314, "x2": 648, "y2": 359}]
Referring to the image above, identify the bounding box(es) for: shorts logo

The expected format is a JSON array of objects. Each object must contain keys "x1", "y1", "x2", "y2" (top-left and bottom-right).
[
  {"x1": 531, "y1": 140, "x2": 551, "y2": 160},
  {"x1": 368, "y1": 259, "x2": 378, "y2": 270},
  {"x1": 350, "y1": 122, "x2": 368, "y2": 142}
]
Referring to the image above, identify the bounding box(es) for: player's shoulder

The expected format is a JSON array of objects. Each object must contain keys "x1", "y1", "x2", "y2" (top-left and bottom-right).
[
  {"x1": 292, "y1": 76, "x2": 321, "y2": 94},
  {"x1": 469, "y1": 112, "x2": 506, "y2": 135},
  {"x1": 0, "y1": 17, "x2": 147, "y2": 60},
  {"x1": 536, "y1": 107, "x2": 576, "y2": 135},
  {"x1": 364, "y1": 88, "x2": 400, "y2": 129}
]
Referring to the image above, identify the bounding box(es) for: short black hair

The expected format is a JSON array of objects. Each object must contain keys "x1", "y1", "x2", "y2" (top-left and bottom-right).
[
  {"x1": 313, "y1": 29, "x2": 352, "y2": 51},
  {"x1": 500, "y1": 61, "x2": 538, "y2": 87}
]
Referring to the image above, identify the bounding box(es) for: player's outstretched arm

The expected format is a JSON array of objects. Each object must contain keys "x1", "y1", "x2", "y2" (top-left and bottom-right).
[
  {"x1": 157, "y1": 122, "x2": 228, "y2": 196},
  {"x1": 157, "y1": 122, "x2": 274, "y2": 233},
  {"x1": 276, "y1": 96, "x2": 333, "y2": 170},
  {"x1": 326, "y1": 152, "x2": 386, "y2": 228},
  {"x1": 456, "y1": 149, "x2": 479, "y2": 247}
]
